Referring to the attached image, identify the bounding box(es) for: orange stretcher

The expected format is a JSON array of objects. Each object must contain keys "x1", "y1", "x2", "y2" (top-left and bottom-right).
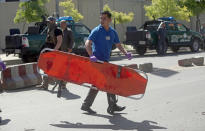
[{"x1": 37, "y1": 49, "x2": 148, "y2": 97}]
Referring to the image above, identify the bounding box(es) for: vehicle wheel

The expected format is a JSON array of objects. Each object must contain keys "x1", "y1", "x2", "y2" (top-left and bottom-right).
[
  {"x1": 190, "y1": 39, "x2": 200, "y2": 52},
  {"x1": 22, "y1": 55, "x2": 36, "y2": 63},
  {"x1": 156, "y1": 41, "x2": 168, "y2": 55},
  {"x1": 136, "y1": 46, "x2": 147, "y2": 56},
  {"x1": 171, "y1": 46, "x2": 179, "y2": 53},
  {"x1": 22, "y1": 56, "x2": 29, "y2": 63}
]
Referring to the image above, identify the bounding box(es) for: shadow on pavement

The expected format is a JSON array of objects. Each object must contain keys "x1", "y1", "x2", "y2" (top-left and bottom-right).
[
  {"x1": 150, "y1": 67, "x2": 179, "y2": 78},
  {"x1": 4, "y1": 86, "x2": 81, "y2": 100},
  {"x1": 4, "y1": 87, "x2": 37, "y2": 93},
  {"x1": 0, "y1": 119, "x2": 11, "y2": 126},
  {"x1": 50, "y1": 113, "x2": 167, "y2": 131},
  {"x1": 110, "y1": 50, "x2": 204, "y2": 62},
  {"x1": 48, "y1": 88, "x2": 81, "y2": 100}
]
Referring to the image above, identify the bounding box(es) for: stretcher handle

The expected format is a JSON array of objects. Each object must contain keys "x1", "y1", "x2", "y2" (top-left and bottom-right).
[
  {"x1": 135, "y1": 69, "x2": 148, "y2": 80},
  {"x1": 128, "y1": 94, "x2": 145, "y2": 100},
  {"x1": 36, "y1": 66, "x2": 48, "y2": 77},
  {"x1": 128, "y1": 69, "x2": 148, "y2": 100},
  {"x1": 40, "y1": 48, "x2": 54, "y2": 54},
  {"x1": 96, "y1": 60, "x2": 104, "y2": 63},
  {"x1": 37, "y1": 48, "x2": 54, "y2": 77}
]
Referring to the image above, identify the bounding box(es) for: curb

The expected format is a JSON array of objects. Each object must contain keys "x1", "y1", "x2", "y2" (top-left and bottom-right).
[
  {"x1": 139, "y1": 63, "x2": 153, "y2": 73},
  {"x1": 1, "y1": 63, "x2": 42, "y2": 90},
  {"x1": 124, "y1": 64, "x2": 138, "y2": 70},
  {"x1": 178, "y1": 56, "x2": 204, "y2": 67},
  {"x1": 192, "y1": 56, "x2": 204, "y2": 66},
  {"x1": 178, "y1": 58, "x2": 193, "y2": 67}
]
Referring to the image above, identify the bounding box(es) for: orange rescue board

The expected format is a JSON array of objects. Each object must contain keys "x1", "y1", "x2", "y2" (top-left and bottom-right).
[{"x1": 37, "y1": 51, "x2": 148, "y2": 97}]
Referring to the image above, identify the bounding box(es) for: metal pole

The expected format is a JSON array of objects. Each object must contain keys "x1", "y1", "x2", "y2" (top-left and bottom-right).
[
  {"x1": 99, "y1": 0, "x2": 103, "y2": 13},
  {"x1": 55, "y1": 0, "x2": 59, "y2": 18}
]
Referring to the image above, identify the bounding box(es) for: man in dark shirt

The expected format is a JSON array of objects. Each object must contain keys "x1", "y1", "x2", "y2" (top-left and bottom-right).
[
  {"x1": 45, "y1": 16, "x2": 63, "y2": 50},
  {"x1": 56, "y1": 20, "x2": 74, "y2": 90},
  {"x1": 60, "y1": 20, "x2": 74, "y2": 53},
  {"x1": 40, "y1": 16, "x2": 63, "y2": 90}
]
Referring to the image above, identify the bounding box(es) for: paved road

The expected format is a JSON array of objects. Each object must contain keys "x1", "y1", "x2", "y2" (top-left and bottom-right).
[{"x1": 0, "y1": 50, "x2": 205, "y2": 131}]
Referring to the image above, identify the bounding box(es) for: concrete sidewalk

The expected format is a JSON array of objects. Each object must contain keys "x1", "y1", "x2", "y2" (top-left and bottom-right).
[{"x1": 0, "y1": 53, "x2": 22, "y2": 66}]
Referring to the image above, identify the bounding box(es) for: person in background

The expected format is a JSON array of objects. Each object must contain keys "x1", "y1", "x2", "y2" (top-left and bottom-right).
[
  {"x1": 58, "y1": 20, "x2": 74, "y2": 90},
  {"x1": 40, "y1": 16, "x2": 63, "y2": 90},
  {"x1": 157, "y1": 22, "x2": 167, "y2": 55}
]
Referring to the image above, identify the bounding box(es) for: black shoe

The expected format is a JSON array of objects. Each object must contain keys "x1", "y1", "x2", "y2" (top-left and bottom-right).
[
  {"x1": 39, "y1": 84, "x2": 48, "y2": 90},
  {"x1": 81, "y1": 105, "x2": 96, "y2": 114},
  {"x1": 107, "y1": 105, "x2": 126, "y2": 114},
  {"x1": 62, "y1": 86, "x2": 67, "y2": 90}
]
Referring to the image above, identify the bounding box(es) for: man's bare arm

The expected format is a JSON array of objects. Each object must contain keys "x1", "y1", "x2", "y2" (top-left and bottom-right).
[
  {"x1": 85, "y1": 40, "x2": 93, "y2": 56},
  {"x1": 68, "y1": 49, "x2": 72, "y2": 53},
  {"x1": 54, "y1": 35, "x2": 62, "y2": 50},
  {"x1": 116, "y1": 43, "x2": 128, "y2": 55}
]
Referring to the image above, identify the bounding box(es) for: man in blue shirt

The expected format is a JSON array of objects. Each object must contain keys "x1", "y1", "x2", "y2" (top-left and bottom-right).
[{"x1": 81, "y1": 11, "x2": 132, "y2": 114}]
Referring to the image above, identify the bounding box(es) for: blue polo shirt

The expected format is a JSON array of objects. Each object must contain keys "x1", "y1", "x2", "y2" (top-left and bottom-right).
[{"x1": 88, "y1": 24, "x2": 120, "y2": 61}]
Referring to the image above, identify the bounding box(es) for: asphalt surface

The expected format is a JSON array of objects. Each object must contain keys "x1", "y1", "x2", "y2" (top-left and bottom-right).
[{"x1": 0, "y1": 49, "x2": 205, "y2": 131}]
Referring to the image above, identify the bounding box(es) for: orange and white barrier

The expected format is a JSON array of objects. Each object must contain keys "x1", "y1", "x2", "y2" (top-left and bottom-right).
[{"x1": 1, "y1": 63, "x2": 42, "y2": 90}]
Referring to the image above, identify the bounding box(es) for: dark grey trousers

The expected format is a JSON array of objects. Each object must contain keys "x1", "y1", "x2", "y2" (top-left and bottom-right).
[
  {"x1": 82, "y1": 88, "x2": 117, "y2": 107},
  {"x1": 42, "y1": 76, "x2": 66, "y2": 88}
]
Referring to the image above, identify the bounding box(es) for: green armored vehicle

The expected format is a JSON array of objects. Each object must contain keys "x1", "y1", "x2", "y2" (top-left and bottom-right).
[
  {"x1": 4, "y1": 16, "x2": 90, "y2": 62},
  {"x1": 125, "y1": 17, "x2": 204, "y2": 55}
]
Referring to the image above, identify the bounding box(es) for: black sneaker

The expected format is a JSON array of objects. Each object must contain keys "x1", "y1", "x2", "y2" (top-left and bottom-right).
[
  {"x1": 39, "y1": 84, "x2": 48, "y2": 90},
  {"x1": 107, "y1": 105, "x2": 126, "y2": 114},
  {"x1": 81, "y1": 105, "x2": 96, "y2": 114},
  {"x1": 62, "y1": 85, "x2": 66, "y2": 90}
]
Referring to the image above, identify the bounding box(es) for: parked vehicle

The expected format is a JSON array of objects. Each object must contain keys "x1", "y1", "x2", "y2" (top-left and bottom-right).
[
  {"x1": 4, "y1": 16, "x2": 91, "y2": 62},
  {"x1": 125, "y1": 17, "x2": 204, "y2": 55}
]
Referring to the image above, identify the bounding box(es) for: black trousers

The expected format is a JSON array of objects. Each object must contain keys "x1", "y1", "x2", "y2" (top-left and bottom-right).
[
  {"x1": 82, "y1": 88, "x2": 117, "y2": 107},
  {"x1": 82, "y1": 59, "x2": 117, "y2": 107}
]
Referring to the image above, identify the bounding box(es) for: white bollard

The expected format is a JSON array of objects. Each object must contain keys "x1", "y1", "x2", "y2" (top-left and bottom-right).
[
  {"x1": 178, "y1": 58, "x2": 193, "y2": 67},
  {"x1": 139, "y1": 63, "x2": 153, "y2": 73},
  {"x1": 192, "y1": 56, "x2": 204, "y2": 66}
]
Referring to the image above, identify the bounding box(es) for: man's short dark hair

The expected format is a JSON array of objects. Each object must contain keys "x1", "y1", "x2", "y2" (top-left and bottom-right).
[{"x1": 101, "y1": 11, "x2": 112, "y2": 18}]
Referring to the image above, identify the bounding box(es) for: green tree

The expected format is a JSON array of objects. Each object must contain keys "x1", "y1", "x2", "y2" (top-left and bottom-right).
[
  {"x1": 103, "y1": 4, "x2": 134, "y2": 43},
  {"x1": 144, "y1": 0, "x2": 191, "y2": 22},
  {"x1": 14, "y1": 0, "x2": 48, "y2": 23},
  {"x1": 178, "y1": 0, "x2": 205, "y2": 31},
  {"x1": 14, "y1": 0, "x2": 48, "y2": 32},
  {"x1": 59, "y1": 0, "x2": 83, "y2": 22},
  {"x1": 103, "y1": 4, "x2": 134, "y2": 25}
]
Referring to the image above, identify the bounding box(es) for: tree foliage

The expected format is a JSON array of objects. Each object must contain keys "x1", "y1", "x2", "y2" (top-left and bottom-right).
[
  {"x1": 14, "y1": 0, "x2": 49, "y2": 24},
  {"x1": 178, "y1": 0, "x2": 205, "y2": 31},
  {"x1": 144, "y1": 0, "x2": 192, "y2": 22},
  {"x1": 59, "y1": 0, "x2": 83, "y2": 22},
  {"x1": 103, "y1": 4, "x2": 134, "y2": 24},
  {"x1": 178, "y1": 0, "x2": 205, "y2": 16}
]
